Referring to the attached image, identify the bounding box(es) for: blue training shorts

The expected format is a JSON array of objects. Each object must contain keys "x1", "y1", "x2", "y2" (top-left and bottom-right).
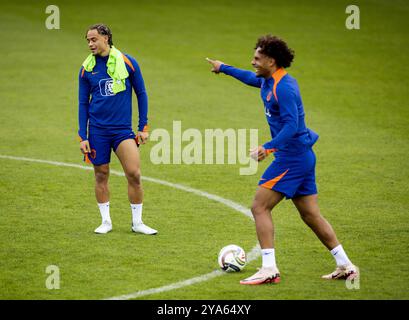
[
  {"x1": 85, "y1": 129, "x2": 137, "y2": 166},
  {"x1": 258, "y1": 149, "x2": 317, "y2": 199}
]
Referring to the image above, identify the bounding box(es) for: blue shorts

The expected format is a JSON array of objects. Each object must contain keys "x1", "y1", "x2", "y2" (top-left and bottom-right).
[
  {"x1": 258, "y1": 149, "x2": 317, "y2": 199},
  {"x1": 85, "y1": 130, "x2": 137, "y2": 166}
]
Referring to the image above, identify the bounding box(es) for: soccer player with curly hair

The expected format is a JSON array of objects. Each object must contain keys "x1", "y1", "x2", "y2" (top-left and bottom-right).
[{"x1": 207, "y1": 35, "x2": 359, "y2": 284}]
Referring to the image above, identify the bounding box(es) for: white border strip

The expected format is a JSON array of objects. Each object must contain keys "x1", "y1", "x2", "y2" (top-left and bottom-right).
[{"x1": 0, "y1": 154, "x2": 260, "y2": 300}]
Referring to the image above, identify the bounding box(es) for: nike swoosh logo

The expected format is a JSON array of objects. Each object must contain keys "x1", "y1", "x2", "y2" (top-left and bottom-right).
[{"x1": 92, "y1": 72, "x2": 99, "y2": 75}]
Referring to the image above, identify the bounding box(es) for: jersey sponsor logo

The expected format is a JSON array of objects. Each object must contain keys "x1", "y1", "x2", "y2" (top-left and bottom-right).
[{"x1": 99, "y1": 78, "x2": 115, "y2": 96}]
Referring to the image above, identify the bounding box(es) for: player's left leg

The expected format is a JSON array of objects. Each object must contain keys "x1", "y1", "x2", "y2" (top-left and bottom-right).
[
  {"x1": 292, "y1": 194, "x2": 339, "y2": 250},
  {"x1": 292, "y1": 193, "x2": 359, "y2": 280},
  {"x1": 115, "y1": 138, "x2": 143, "y2": 204},
  {"x1": 115, "y1": 138, "x2": 157, "y2": 235}
]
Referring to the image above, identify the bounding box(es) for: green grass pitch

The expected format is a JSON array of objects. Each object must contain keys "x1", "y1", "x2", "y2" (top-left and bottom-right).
[{"x1": 0, "y1": 0, "x2": 408, "y2": 299}]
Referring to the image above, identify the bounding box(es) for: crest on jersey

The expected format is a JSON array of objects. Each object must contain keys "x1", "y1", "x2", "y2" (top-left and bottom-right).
[
  {"x1": 266, "y1": 91, "x2": 273, "y2": 102},
  {"x1": 99, "y1": 78, "x2": 115, "y2": 96}
]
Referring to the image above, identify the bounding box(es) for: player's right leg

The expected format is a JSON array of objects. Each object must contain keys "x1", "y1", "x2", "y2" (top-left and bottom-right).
[
  {"x1": 93, "y1": 163, "x2": 112, "y2": 234},
  {"x1": 88, "y1": 133, "x2": 113, "y2": 234},
  {"x1": 94, "y1": 163, "x2": 110, "y2": 204},
  {"x1": 241, "y1": 152, "x2": 312, "y2": 285},
  {"x1": 240, "y1": 187, "x2": 283, "y2": 285}
]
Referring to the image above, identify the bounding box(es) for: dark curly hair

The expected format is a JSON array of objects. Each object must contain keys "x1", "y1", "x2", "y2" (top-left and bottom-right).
[
  {"x1": 86, "y1": 23, "x2": 113, "y2": 46},
  {"x1": 255, "y1": 35, "x2": 295, "y2": 68}
]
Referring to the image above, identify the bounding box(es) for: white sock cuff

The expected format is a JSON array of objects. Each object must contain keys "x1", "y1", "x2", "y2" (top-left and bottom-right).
[
  {"x1": 330, "y1": 244, "x2": 352, "y2": 266},
  {"x1": 131, "y1": 203, "x2": 143, "y2": 225},
  {"x1": 261, "y1": 248, "x2": 276, "y2": 268},
  {"x1": 97, "y1": 201, "x2": 111, "y2": 223},
  {"x1": 330, "y1": 244, "x2": 342, "y2": 255},
  {"x1": 261, "y1": 248, "x2": 275, "y2": 255}
]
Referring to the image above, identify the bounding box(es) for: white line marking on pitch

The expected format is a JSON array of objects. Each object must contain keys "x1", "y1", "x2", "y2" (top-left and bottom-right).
[{"x1": 0, "y1": 154, "x2": 260, "y2": 300}]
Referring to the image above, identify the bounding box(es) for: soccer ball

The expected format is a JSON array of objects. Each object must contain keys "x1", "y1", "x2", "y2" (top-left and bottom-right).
[{"x1": 218, "y1": 244, "x2": 246, "y2": 272}]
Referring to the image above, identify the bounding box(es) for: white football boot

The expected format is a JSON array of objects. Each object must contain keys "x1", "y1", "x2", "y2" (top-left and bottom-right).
[
  {"x1": 131, "y1": 223, "x2": 158, "y2": 235},
  {"x1": 240, "y1": 266, "x2": 281, "y2": 285},
  {"x1": 94, "y1": 221, "x2": 112, "y2": 234},
  {"x1": 322, "y1": 264, "x2": 359, "y2": 280}
]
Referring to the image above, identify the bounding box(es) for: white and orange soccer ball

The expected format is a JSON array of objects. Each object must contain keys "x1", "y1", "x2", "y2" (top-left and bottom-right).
[{"x1": 218, "y1": 244, "x2": 246, "y2": 272}]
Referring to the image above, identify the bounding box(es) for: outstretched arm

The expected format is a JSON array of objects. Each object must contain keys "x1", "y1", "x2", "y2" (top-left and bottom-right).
[{"x1": 206, "y1": 58, "x2": 262, "y2": 88}]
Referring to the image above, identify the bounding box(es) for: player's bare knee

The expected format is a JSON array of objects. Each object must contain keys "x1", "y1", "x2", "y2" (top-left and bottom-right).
[
  {"x1": 95, "y1": 170, "x2": 109, "y2": 185},
  {"x1": 126, "y1": 170, "x2": 141, "y2": 186},
  {"x1": 251, "y1": 202, "x2": 268, "y2": 217},
  {"x1": 299, "y1": 210, "x2": 319, "y2": 224}
]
